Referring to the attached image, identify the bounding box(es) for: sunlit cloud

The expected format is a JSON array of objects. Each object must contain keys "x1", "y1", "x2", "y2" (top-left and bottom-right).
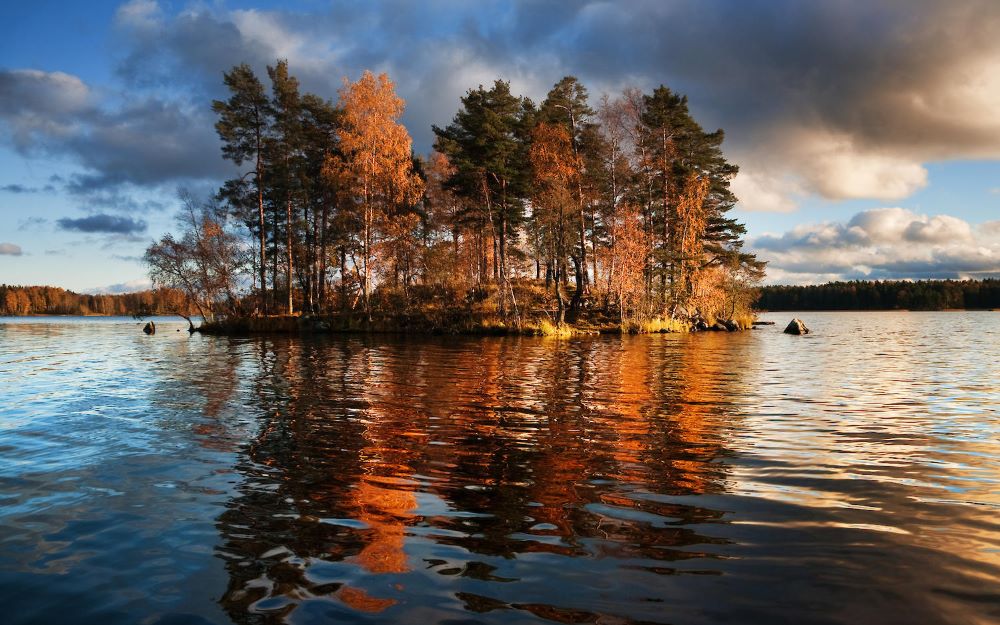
[
  {"x1": 0, "y1": 242, "x2": 23, "y2": 256},
  {"x1": 753, "y1": 208, "x2": 1000, "y2": 284}
]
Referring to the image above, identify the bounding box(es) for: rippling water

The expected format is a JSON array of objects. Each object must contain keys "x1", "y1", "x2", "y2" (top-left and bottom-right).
[{"x1": 1, "y1": 312, "x2": 998, "y2": 625}]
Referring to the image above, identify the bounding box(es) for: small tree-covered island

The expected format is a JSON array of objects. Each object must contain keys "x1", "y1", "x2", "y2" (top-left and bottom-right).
[{"x1": 146, "y1": 62, "x2": 765, "y2": 335}]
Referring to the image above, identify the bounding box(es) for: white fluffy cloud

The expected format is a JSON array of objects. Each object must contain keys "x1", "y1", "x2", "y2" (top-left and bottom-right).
[
  {"x1": 730, "y1": 169, "x2": 801, "y2": 213},
  {"x1": 753, "y1": 208, "x2": 1000, "y2": 284},
  {"x1": 88, "y1": 278, "x2": 153, "y2": 294}
]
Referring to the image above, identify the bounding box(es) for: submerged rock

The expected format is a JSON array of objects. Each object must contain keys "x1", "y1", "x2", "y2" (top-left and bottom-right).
[
  {"x1": 142, "y1": 321, "x2": 156, "y2": 335},
  {"x1": 783, "y1": 318, "x2": 809, "y2": 335}
]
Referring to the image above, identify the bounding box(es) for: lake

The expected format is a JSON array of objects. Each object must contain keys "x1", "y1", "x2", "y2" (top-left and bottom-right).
[{"x1": 0, "y1": 312, "x2": 997, "y2": 625}]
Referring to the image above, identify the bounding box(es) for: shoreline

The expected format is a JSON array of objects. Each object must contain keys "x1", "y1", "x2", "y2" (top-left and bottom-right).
[{"x1": 196, "y1": 313, "x2": 756, "y2": 337}]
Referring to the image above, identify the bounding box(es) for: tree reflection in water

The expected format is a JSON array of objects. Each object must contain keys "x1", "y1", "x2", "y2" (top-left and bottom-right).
[{"x1": 210, "y1": 334, "x2": 748, "y2": 624}]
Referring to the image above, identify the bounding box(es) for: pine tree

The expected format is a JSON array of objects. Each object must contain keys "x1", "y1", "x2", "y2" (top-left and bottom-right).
[
  {"x1": 212, "y1": 64, "x2": 273, "y2": 312},
  {"x1": 432, "y1": 80, "x2": 534, "y2": 317}
]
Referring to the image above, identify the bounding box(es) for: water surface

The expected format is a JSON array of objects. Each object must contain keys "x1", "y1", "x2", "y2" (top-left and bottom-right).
[{"x1": 1, "y1": 313, "x2": 998, "y2": 624}]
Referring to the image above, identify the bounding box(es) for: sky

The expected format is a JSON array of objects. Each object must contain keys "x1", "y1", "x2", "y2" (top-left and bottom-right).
[{"x1": 1, "y1": 0, "x2": 999, "y2": 292}]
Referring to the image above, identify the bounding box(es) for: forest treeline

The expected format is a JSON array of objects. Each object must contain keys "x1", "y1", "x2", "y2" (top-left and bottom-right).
[
  {"x1": 0, "y1": 285, "x2": 187, "y2": 317},
  {"x1": 145, "y1": 62, "x2": 764, "y2": 333},
  {"x1": 756, "y1": 280, "x2": 1000, "y2": 311}
]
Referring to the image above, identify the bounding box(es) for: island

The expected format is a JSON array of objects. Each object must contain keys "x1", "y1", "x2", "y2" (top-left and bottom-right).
[{"x1": 141, "y1": 64, "x2": 765, "y2": 335}]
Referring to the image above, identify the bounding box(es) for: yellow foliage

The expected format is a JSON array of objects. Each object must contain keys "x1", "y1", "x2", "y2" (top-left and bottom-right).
[
  {"x1": 639, "y1": 317, "x2": 688, "y2": 334},
  {"x1": 535, "y1": 317, "x2": 575, "y2": 338}
]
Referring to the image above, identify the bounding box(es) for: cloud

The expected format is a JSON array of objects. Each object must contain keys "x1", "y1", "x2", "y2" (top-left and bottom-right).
[
  {"x1": 730, "y1": 169, "x2": 801, "y2": 213},
  {"x1": 17, "y1": 217, "x2": 47, "y2": 231},
  {"x1": 0, "y1": 69, "x2": 91, "y2": 117},
  {"x1": 112, "y1": 1, "x2": 1000, "y2": 202},
  {"x1": 0, "y1": 242, "x2": 23, "y2": 256},
  {"x1": 2, "y1": 183, "x2": 55, "y2": 193},
  {"x1": 88, "y1": 278, "x2": 153, "y2": 294},
  {"x1": 114, "y1": 0, "x2": 162, "y2": 31},
  {"x1": 3, "y1": 0, "x2": 1000, "y2": 216},
  {"x1": 56, "y1": 214, "x2": 148, "y2": 235},
  {"x1": 0, "y1": 68, "x2": 232, "y2": 197},
  {"x1": 753, "y1": 208, "x2": 1000, "y2": 284}
]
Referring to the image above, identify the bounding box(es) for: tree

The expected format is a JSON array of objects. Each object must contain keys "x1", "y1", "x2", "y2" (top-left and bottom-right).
[
  {"x1": 213, "y1": 64, "x2": 273, "y2": 312},
  {"x1": 529, "y1": 123, "x2": 577, "y2": 324},
  {"x1": 267, "y1": 60, "x2": 303, "y2": 315},
  {"x1": 145, "y1": 193, "x2": 249, "y2": 327},
  {"x1": 608, "y1": 204, "x2": 651, "y2": 327},
  {"x1": 433, "y1": 80, "x2": 534, "y2": 318},
  {"x1": 296, "y1": 93, "x2": 341, "y2": 312},
  {"x1": 636, "y1": 85, "x2": 762, "y2": 316},
  {"x1": 327, "y1": 71, "x2": 423, "y2": 318},
  {"x1": 539, "y1": 77, "x2": 596, "y2": 300}
]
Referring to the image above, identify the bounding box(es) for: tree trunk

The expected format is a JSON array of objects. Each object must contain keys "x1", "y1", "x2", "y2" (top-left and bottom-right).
[
  {"x1": 287, "y1": 196, "x2": 294, "y2": 315},
  {"x1": 568, "y1": 255, "x2": 583, "y2": 322},
  {"x1": 257, "y1": 156, "x2": 267, "y2": 314},
  {"x1": 319, "y1": 200, "x2": 329, "y2": 312},
  {"x1": 554, "y1": 263, "x2": 565, "y2": 325}
]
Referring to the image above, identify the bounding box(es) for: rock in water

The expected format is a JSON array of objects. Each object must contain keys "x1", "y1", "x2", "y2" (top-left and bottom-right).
[
  {"x1": 142, "y1": 321, "x2": 156, "y2": 335},
  {"x1": 784, "y1": 318, "x2": 808, "y2": 335}
]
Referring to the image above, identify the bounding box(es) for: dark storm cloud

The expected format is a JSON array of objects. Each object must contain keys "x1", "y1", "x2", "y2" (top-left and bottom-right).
[
  {"x1": 0, "y1": 68, "x2": 232, "y2": 197},
  {"x1": 57, "y1": 214, "x2": 148, "y2": 235},
  {"x1": 111, "y1": 0, "x2": 1000, "y2": 202},
  {"x1": 2, "y1": 0, "x2": 999, "y2": 212}
]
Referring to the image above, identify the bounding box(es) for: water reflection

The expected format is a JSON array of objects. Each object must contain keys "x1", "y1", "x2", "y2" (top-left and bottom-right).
[
  {"x1": 205, "y1": 334, "x2": 756, "y2": 624},
  {"x1": 1, "y1": 314, "x2": 998, "y2": 625}
]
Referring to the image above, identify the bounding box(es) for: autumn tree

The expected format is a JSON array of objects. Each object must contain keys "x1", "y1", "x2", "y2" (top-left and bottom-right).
[
  {"x1": 327, "y1": 71, "x2": 423, "y2": 318},
  {"x1": 529, "y1": 123, "x2": 578, "y2": 324},
  {"x1": 608, "y1": 204, "x2": 651, "y2": 327},
  {"x1": 539, "y1": 76, "x2": 597, "y2": 303},
  {"x1": 635, "y1": 85, "x2": 763, "y2": 317},
  {"x1": 145, "y1": 193, "x2": 249, "y2": 327}
]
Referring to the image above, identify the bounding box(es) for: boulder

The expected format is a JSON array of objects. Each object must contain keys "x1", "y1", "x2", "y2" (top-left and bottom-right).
[
  {"x1": 723, "y1": 319, "x2": 739, "y2": 332},
  {"x1": 783, "y1": 318, "x2": 809, "y2": 335},
  {"x1": 142, "y1": 321, "x2": 156, "y2": 335},
  {"x1": 711, "y1": 321, "x2": 728, "y2": 332}
]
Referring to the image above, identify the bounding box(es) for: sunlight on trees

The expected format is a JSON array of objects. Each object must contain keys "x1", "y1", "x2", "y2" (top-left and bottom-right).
[
  {"x1": 145, "y1": 193, "x2": 248, "y2": 325},
  {"x1": 148, "y1": 62, "x2": 766, "y2": 332}
]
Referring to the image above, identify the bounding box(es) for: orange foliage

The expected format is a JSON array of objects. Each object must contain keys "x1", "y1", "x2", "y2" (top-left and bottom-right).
[{"x1": 324, "y1": 71, "x2": 423, "y2": 313}]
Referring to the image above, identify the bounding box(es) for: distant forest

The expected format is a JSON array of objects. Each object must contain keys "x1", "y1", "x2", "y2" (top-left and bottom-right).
[
  {"x1": 756, "y1": 279, "x2": 1000, "y2": 311},
  {"x1": 1, "y1": 285, "x2": 186, "y2": 317}
]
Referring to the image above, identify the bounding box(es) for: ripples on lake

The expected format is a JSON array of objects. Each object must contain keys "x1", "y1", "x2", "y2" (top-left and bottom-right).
[{"x1": 0, "y1": 312, "x2": 998, "y2": 625}]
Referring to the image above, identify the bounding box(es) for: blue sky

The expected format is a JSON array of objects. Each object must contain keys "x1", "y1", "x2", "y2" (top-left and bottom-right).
[{"x1": 2, "y1": 0, "x2": 999, "y2": 291}]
